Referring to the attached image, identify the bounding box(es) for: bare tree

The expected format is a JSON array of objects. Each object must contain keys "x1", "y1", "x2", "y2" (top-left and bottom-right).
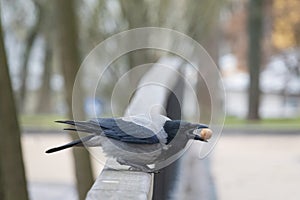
[
  {"x1": 54, "y1": 0, "x2": 94, "y2": 199},
  {"x1": 18, "y1": 1, "x2": 42, "y2": 112},
  {"x1": 119, "y1": 0, "x2": 152, "y2": 68},
  {"x1": 185, "y1": 0, "x2": 224, "y2": 123},
  {"x1": 34, "y1": 1, "x2": 57, "y2": 114},
  {"x1": 0, "y1": 5, "x2": 29, "y2": 200},
  {"x1": 247, "y1": 0, "x2": 264, "y2": 120},
  {"x1": 36, "y1": 42, "x2": 52, "y2": 113}
]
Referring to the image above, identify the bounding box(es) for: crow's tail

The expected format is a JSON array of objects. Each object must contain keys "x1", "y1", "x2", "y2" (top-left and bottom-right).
[
  {"x1": 45, "y1": 135, "x2": 94, "y2": 153},
  {"x1": 55, "y1": 120, "x2": 102, "y2": 134}
]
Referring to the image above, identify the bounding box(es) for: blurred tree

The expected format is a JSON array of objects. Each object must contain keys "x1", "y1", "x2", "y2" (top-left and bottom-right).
[
  {"x1": 119, "y1": 0, "x2": 152, "y2": 69},
  {"x1": 0, "y1": 155, "x2": 3, "y2": 199},
  {"x1": 3, "y1": 0, "x2": 57, "y2": 114},
  {"x1": 54, "y1": 0, "x2": 94, "y2": 199},
  {"x1": 185, "y1": 0, "x2": 223, "y2": 123},
  {"x1": 78, "y1": 0, "x2": 105, "y2": 54},
  {"x1": 18, "y1": 1, "x2": 42, "y2": 112},
  {"x1": 0, "y1": 4, "x2": 29, "y2": 200},
  {"x1": 35, "y1": 1, "x2": 56, "y2": 113},
  {"x1": 120, "y1": 0, "x2": 150, "y2": 29},
  {"x1": 221, "y1": 3, "x2": 248, "y2": 71},
  {"x1": 151, "y1": 1, "x2": 222, "y2": 199},
  {"x1": 36, "y1": 42, "x2": 52, "y2": 113},
  {"x1": 118, "y1": 0, "x2": 159, "y2": 99},
  {"x1": 247, "y1": 0, "x2": 264, "y2": 120},
  {"x1": 221, "y1": 0, "x2": 276, "y2": 120},
  {"x1": 221, "y1": 0, "x2": 273, "y2": 71},
  {"x1": 156, "y1": 0, "x2": 172, "y2": 26},
  {"x1": 272, "y1": 0, "x2": 300, "y2": 50}
]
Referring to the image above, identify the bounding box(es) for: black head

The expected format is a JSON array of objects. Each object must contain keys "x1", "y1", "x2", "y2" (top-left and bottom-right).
[
  {"x1": 186, "y1": 123, "x2": 211, "y2": 142},
  {"x1": 163, "y1": 120, "x2": 210, "y2": 144}
]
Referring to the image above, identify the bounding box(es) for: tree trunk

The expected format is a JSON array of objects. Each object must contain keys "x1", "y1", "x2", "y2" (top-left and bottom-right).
[
  {"x1": 36, "y1": 42, "x2": 52, "y2": 113},
  {"x1": 185, "y1": 0, "x2": 223, "y2": 124},
  {"x1": 54, "y1": 0, "x2": 94, "y2": 199},
  {"x1": 0, "y1": 7, "x2": 29, "y2": 200},
  {"x1": 18, "y1": 2, "x2": 42, "y2": 113},
  {"x1": 119, "y1": 0, "x2": 151, "y2": 69},
  {"x1": 0, "y1": 152, "x2": 3, "y2": 200},
  {"x1": 247, "y1": 0, "x2": 264, "y2": 120}
]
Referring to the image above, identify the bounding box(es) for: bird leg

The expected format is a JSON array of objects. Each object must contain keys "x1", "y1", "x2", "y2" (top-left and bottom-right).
[{"x1": 116, "y1": 158, "x2": 155, "y2": 173}]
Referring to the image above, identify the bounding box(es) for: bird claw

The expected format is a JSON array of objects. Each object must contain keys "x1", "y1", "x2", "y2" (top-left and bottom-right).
[
  {"x1": 129, "y1": 167, "x2": 160, "y2": 174},
  {"x1": 128, "y1": 166, "x2": 141, "y2": 171},
  {"x1": 117, "y1": 158, "x2": 159, "y2": 173}
]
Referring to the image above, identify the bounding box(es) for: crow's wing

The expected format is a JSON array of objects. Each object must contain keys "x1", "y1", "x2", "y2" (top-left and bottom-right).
[
  {"x1": 94, "y1": 118, "x2": 160, "y2": 144},
  {"x1": 56, "y1": 118, "x2": 160, "y2": 144}
]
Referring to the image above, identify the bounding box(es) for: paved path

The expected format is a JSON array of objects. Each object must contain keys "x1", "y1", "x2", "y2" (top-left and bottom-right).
[
  {"x1": 212, "y1": 133, "x2": 300, "y2": 200},
  {"x1": 21, "y1": 132, "x2": 105, "y2": 200},
  {"x1": 22, "y1": 131, "x2": 300, "y2": 200}
]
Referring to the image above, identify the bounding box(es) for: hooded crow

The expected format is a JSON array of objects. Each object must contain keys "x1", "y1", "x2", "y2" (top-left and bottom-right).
[{"x1": 46, "y1": 114, "x2": 212, "y2": 172}]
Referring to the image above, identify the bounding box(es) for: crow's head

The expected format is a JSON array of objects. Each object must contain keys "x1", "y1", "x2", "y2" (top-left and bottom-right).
[
  {"x1": 179, "y1": 122, "x2": 212, "y2": 142},
  {"x1": 163, "y1": 120, "x2": 212, "y2": 143}
]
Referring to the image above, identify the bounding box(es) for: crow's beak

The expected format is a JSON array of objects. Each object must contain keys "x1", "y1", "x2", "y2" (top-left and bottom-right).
[
  {"x1": 194, "y1": 134, "x2": 207, "y2": 142},
  {"x1": 193, "y1": 128, "x2": 212, "y2": 142}
]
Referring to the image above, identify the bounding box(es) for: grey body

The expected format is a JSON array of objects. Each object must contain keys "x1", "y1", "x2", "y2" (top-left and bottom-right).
[
  {"x1": 82, "y1": 115, "x2": 172, "y2": 166},
  {"x1": 46, "y1": 114, "x2": 208, "y2": 172}
]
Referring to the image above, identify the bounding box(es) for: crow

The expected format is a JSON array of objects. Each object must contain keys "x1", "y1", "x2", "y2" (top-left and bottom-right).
[{"x1": 46, "y1": 114, "x2": 212, "y2": 172}]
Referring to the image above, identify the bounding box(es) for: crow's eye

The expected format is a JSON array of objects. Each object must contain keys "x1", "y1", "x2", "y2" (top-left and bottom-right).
[{"x1": 192, "y1": 129, "x2": 203, "y2": 136}]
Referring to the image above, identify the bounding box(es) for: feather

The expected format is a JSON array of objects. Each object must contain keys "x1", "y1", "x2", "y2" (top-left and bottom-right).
[
  {"x1": 45, "y1": 135, "x2": 94, "y2": 153},
  {"x1": 56, "y1": 117, "x2": 162, "y2": 144}
]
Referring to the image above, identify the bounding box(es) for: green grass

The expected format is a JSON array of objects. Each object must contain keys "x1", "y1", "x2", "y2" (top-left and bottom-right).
[
  {"x1": 19, "y1": 114, "x2": 300, "y2": 131},
  {"x1": 225, "y1": 116, "x2": 300, "y2": 129}
]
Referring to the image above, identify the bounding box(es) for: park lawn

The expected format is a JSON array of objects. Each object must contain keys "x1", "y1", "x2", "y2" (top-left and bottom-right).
[
  {"x1": 225, "y1": 116, "x2": 300, "y2": 130},
  {"x1": 20, "y1": 114, "x2": 65, "y2": 130},
  {"x1": 19, "y1": 114, "x2": 300, "y2": 131}
]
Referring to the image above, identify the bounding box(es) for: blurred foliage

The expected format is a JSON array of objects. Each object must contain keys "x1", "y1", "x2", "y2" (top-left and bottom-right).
[
  {"x1": 272, "y1": 0, "x2": 300, "y2": 50},
  {"x1": 222, "y1": 0, "x2": 300, "y2": 69},
  {"x1": 1, "y1": 0, "x2": 299, "y2": 120}
]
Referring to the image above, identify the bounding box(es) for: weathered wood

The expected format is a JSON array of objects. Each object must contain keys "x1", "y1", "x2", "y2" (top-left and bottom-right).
[
  {"x1": 87, "y1": 159, "x2": 152, "y2": 200},
  {"x1": 86, "y1": 57, "x2": 182, "y2": 200}
]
